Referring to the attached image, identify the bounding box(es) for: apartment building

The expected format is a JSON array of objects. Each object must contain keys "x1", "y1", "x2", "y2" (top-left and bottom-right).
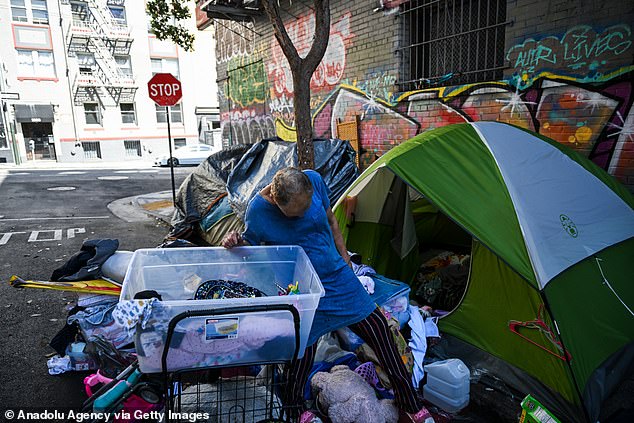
[{"x1": 0, "y1": 0, "x2": 220, "y2": 164}]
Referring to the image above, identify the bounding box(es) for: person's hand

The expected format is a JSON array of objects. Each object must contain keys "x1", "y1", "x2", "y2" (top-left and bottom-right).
[{"x1": 221, "y1": 231, "x2": 243, "y2": 249}]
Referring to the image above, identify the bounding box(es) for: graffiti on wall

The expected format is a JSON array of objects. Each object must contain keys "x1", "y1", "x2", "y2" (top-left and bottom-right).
[
  {"x1": 309, "y1": 70, "x2": 633, "y2": 186},
  {"x1": 216, "y1": 21, "x2": 257, "y2": 64},
  {"x1": 267, "y1": 11, "x2": 354, "y2": 117},
  {"x1": 227, "y1": 59, "x2": 268, "y2": 108},
  {"x1": 506, "y1": 24, "x2": 633, "y2": 87},
  {"x1": 220, "y1": 109, "x2": 276, "y2": 146},
  {"x1": 219, "y1": 20, "x2": 634, "y2": 188}
]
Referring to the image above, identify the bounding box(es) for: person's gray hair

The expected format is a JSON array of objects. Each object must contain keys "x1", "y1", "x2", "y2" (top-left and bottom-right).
[{"x1": 270, "y1": 167, "x2": 313, "y2": 206}]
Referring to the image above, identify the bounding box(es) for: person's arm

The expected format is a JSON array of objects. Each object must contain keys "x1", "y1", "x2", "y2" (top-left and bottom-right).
[
  {"x1": 326, "y1": 207, "x2": 351, "y2": 267},
  {"x1": 221, "y1": 230, "x2": 251, "y2": 248}
]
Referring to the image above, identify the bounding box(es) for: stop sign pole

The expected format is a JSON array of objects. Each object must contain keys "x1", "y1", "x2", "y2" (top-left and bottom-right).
[{"x1": 148, "y1": 73, "x2": 183, "y2": 208}]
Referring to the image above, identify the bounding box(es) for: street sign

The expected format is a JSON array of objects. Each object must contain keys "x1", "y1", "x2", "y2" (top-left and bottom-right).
[
  {"x1": 147, "y1": 73, "x2": 182, "y2": 106},
  {"x1": 1, "y1": 92, "x2": 20, "y2": 100}
]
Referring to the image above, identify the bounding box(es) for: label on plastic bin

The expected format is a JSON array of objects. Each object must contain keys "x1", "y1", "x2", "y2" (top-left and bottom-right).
[{"x1": 205, "y1": 318, "x2": 239, "y2": 340}]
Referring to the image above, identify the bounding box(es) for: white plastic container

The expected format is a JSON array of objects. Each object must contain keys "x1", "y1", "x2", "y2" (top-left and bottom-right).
[
  {"x1": 423, "y1": 358, "x2": 470, "y2": 412},
  {"x1": 102, "y1": 251, "x2": 133, "y2": 283},
  {"x1": 120, "y1": 246, "x2": 324, "y2": 373}
]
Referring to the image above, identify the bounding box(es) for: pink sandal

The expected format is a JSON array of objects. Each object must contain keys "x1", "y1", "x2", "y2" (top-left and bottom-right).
[{"x1": 400, "y1": 406, "x2": 435, "y2": 423}]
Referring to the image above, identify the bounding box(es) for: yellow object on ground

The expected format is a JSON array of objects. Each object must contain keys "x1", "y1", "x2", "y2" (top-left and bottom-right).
[{"x1": 9, "y1": 275, "x2": 121, "y2": 296}]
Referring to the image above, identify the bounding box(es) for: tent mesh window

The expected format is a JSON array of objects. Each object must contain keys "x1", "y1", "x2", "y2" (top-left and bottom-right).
[{"x1": 398, "y1": 0, "x2": 509, "y2": 90}]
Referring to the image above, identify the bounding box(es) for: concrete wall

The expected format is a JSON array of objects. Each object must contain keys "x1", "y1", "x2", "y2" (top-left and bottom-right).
[{"x1": 215, "y1": 0, "x2": 634, "y2": 191}]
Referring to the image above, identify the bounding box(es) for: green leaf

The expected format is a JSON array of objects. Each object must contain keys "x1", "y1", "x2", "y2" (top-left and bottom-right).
[{"x1": 146, "y1": 0, "x2": 195, "y2": 52}]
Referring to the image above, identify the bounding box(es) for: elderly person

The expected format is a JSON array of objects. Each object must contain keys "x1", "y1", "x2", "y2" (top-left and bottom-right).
[{"x1": 222, "y1": 167, "x2": 433, "y2": 423}]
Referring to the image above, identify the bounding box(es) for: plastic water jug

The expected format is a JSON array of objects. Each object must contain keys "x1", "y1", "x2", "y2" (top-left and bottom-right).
[{"x1": 423, "y1": 358, "x2": 470, "y2": 412}]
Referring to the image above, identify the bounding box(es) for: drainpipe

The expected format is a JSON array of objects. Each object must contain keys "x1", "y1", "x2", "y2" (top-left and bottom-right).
[
  {"x1": 57, "y1": 0, "x2": 81, "y2": 160},
  {"x1": 217, "y1": 75, "x2": 231, "y2": 146}
]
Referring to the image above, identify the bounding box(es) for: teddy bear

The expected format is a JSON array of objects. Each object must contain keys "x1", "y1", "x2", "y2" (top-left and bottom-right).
[{"x1": 310, "y1": 365, "x2": 399, "y2": 423}]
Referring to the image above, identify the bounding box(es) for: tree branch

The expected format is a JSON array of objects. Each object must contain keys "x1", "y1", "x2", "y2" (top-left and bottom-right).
[
  {"x1": 262, "y1": 0, "x2": 301, "y2": 70},
  {"x1": 302, "y1": 0, "x2": 330, "y2": 75}
]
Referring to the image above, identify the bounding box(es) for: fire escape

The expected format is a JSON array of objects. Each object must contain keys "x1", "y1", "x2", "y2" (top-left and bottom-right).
[{"x1": 66, "y1": 0, "x2": 136, "y2": 106}]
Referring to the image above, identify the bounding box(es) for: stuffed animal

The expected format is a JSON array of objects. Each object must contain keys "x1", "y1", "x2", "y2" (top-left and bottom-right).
[{"x1": 311, "y1": 365, "x2": 399, "y2": 423}]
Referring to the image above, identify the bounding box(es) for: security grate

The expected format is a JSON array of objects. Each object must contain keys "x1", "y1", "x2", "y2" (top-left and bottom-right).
[
  {"x1": 124, "y1": 140, "x2": 141, "y2": 157},
  {"x1": 82, "y1": 141, "x2": 102, "y2": 159},
  {"x1": 399, "y1": 0, "x2": 509, "y2": 90}
]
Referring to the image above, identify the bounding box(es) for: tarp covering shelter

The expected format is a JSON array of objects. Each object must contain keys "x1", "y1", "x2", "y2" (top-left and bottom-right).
[
  {"x1": 170, "y1": 145, "x2": 252, "y2": 240},
  {"x1": 333, "y1": 122, "x2": 634, "y2": 422},
  {"x1": 227, "y1": 138, "x2": 359, "y2": 219},
  {"x1": 171, "y1": 138, "x2": 359, "y2": 245}
]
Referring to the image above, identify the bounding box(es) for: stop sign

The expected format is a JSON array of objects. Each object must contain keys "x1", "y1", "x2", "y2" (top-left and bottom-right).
[{"x1": 148, "y1": 73, "x2": 182, "y2": 106}]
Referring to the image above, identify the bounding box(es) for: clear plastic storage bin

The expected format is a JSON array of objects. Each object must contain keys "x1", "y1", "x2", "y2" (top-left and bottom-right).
[{"x1": 120, "y1": 246, "x2": 324, "y2": 373}]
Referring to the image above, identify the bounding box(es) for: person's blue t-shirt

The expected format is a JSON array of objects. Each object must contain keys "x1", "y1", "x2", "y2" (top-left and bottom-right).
[{"x1": 242, "y1": 170, "x2": 376, "y2": 346}]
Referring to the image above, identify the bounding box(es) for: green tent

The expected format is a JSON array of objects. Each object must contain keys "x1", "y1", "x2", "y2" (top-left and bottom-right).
[{"x1": 333, "y1": 122, "x2": 634, "y2": 422}]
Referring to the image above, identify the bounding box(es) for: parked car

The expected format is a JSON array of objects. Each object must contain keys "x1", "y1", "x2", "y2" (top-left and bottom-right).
[{"x1": 154, "y1": 144, "x2": 215, "y2": 166}]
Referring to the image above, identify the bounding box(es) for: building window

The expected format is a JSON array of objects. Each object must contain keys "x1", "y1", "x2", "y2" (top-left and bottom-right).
[
  {"x1": 108, "y1": 5, "x2": 126, "y2": 24},
  {"x1": 151, "y1": 58, "x2": 179, "y2": 78},
  {"x1": 155, "y1": 104, "x2": 183, "y2": 123},
  {"x1": 83, "y1": 103, "x2": 101, "y2": 125},
  {"x1": 16, "y1": 49, "x2": 56, "y2": 78},
  {"x1": 82, "y1": 141, "x2": 102, "y2": 159},
  {"x1": 124, "y1": 140, "x2": 141, "y2": 157},
  {"x1": 115, "y1": 55, "x2": 132, "y2": 77},
  {"x1": 70, "y1": 1, "x2": 89, "y2": 23},
  {"x1": 77, "y1": 53, "x2": 95, "y2": 75},
  {"x1": 399, "y1": 0, "x2": 508, "y2": 89},
  {"x1": 11, "y1": 0, "x2": 28, "y2": 22},
  {"x1": 120, "y1": 103, "x2": 136, "y2": 124},
  {"x1": 11, "y1": 0, "x2": 48, "y2": 24},
  {"x1": 31, "y1": 0, "x2": 48, "y2": 24},
  {"x1": 173, "y1": 138, "x2": 186, "y2": 148}
]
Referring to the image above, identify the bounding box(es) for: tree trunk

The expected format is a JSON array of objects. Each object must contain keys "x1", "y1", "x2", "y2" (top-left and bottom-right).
[
  {"x1": 293, "y1": 70, "x2": 314, "y2": 169},
  {"x1": 262, "y1": 0, "x2": 330, "y2": 170}
]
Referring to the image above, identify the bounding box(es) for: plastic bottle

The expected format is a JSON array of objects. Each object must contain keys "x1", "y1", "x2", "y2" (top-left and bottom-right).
[{"x1": 423, "y1": 358, "x2": 470, "y2": 412}]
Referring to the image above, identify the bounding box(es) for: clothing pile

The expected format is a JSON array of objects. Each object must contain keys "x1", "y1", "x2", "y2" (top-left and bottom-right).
[{"x1": 411, "y1": 251, "x2": 471, "y2": 312}]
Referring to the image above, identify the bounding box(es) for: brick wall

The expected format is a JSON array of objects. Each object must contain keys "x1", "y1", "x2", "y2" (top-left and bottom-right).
[{"x1": 215, "y1": 0, "x2": 634, "y2": 191}]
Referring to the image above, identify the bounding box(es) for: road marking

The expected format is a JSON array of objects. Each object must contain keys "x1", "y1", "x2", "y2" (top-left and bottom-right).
[
  {"x1": 0, "y1": 216, "x2": 110, "y2": 222},
  {"x1": 29, "y1": 229, "x2": 63, "y2": 242},
  {"x1": 1, "y1": 227, "x2": 86, "y2": 245},
  {"x1": 139, "y1": 170, "x2": 159, "y2": 173},
  {"x1": 58, "y1": 171, "x2": 86, "y2": 175},
  {"x1": 9, "y1": 172, "x2": 31, "y2": 175},
  {"x1": 114, "y1": 170, "x2": 139, "y2": 174},
  {"x1": 0, "y1": 232, "x2": 25, "y2": 245},
  {"x1": 98, "y1": 176, "x2": 129, "y2": 180},
  {"x1": 67, "y1": 227, "x2": 86, "y2": 238},
  {"x1": 47, "y1": 186, "x2": 76, "y2": 191}
]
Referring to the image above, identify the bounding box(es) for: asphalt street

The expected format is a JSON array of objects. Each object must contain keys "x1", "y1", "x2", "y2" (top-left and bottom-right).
[{"x1": 0, "y1": 165, "x2": 191, "y2": 414}]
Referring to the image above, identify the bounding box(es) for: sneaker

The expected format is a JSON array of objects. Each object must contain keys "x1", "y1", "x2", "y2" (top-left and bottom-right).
[{"x1": 399, "y1": 406, "x2": 435, "y2": 423}]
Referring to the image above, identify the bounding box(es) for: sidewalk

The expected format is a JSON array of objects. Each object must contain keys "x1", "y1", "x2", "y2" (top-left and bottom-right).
[
  {"x1": 108, "y1": 190, "x2": 175, "y2": 224},
  {"x1": 136, "y1": 191, "x2": 175, "y2": 222},
  {"x1": 0, "y1": 159, "x2": 156, "y2": 171}
]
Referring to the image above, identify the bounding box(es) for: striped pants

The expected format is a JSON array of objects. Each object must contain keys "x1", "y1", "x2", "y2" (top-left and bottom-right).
[{"x1": 282, "y1": 308, "x2": 422, "y2": 416}]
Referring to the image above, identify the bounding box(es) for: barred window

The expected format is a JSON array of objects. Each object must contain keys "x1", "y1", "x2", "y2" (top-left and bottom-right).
[
  {"x1": 124, "y1": 140, "x2": 141, "y2": 157},
  {"x1": 82, "y1": 141, "x2": 101, "y2": 159},
  {"x1": 399, "y1": 0, "x2": 508, "y2": 90}
]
